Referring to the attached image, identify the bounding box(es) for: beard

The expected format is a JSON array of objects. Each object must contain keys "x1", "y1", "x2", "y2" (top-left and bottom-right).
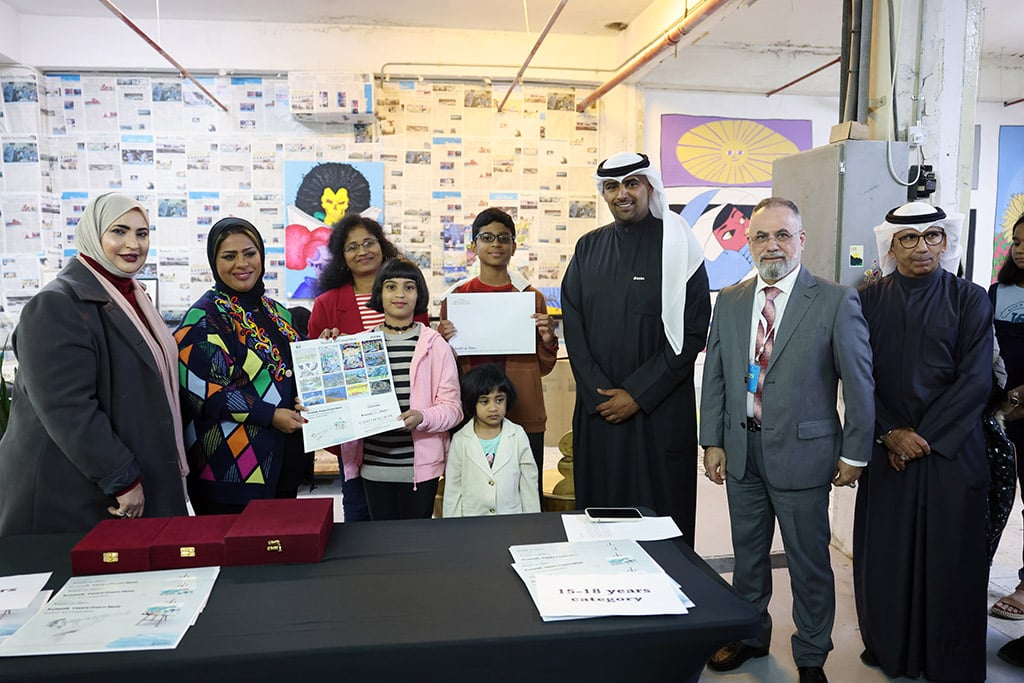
[{"x1": 755, "y1": 250, "x2": 797, "y2": 282}]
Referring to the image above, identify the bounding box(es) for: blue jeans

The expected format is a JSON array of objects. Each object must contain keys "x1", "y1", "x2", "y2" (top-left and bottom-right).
[{"x1": 342, "y1": 476, "x2": 371, "y2": 522}]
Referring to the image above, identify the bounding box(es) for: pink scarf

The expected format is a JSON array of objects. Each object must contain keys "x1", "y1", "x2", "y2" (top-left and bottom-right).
[{"x1": 77, "y1": 256, "x2": 190, "y2": 485}]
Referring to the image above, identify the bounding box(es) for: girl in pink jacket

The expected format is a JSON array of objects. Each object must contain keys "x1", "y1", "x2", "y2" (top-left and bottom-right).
[{"x1": 341, "y1": 257, "x2": 462, "y2": 519}]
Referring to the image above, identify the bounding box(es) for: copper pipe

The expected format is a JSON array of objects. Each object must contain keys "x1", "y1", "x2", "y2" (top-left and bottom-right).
[
  {"x1": 97, "y1": 0, "x2": 229, "y2": 112},
  {"x1": 497, "y1": 0, "x2": 568, "y2": 113},
  {"x1": 765, "y1": 57, "x2": 841, "y2": 97},
  {"x1": 1004, "y1": 96, "x2": 1024, "y2": 107},
  {"x1": 575, "y1": 0, "x2": 733, "y2": 112},
  {"x1": 379, "y1": 61, "x2": 611, "y2": 82}
]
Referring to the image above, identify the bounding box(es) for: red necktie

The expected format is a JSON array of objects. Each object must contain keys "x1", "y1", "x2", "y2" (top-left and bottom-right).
[{"x1": 753, "y1": 286, "x2": 781, "y2": 424}]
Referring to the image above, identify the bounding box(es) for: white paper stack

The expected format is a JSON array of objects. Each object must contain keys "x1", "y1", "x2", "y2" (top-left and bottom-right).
[
  {"x1": 0, "y1": 592, "x2": 52, "y2": 646},
  {"x1": 560, "y1": 513, "x2": 683, "y2": 542},
  {"x1": 0, "y1": 566, "x2": 220, "y2": 656},
  {"x1": 509, "y1": 539, "x2": 695, "y2": 622}
]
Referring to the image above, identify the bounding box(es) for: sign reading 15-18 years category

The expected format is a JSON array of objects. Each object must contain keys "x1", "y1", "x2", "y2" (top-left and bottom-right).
[{"x1": 291, "y1": 331, "x2": 402, "y2": 452}]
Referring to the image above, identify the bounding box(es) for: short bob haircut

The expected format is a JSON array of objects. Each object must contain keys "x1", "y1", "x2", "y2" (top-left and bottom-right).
[
  {"x1": 460, "y1": 363, "x2": 518, "y2": 419},
  {"x1": 997, "y1": 212, "x2": 1024, "y2": 286},
  {"x1": 367, "y1": 257, "x2": 430, "y2": 316},
  {"x1": 471, "y1": 207, "x2": 516, "y2": 241},
  {"x1": 318, "y1": 213, "x2": 400, "y2": 292}
]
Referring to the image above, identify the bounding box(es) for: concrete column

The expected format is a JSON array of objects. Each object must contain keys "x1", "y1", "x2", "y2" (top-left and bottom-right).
[{"x1": 894, "y1": 0, "x2": 982, "y2": 216}]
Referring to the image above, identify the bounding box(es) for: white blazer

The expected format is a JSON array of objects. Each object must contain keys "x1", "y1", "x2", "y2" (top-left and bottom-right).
[{"x1": 443, "y1": 419, "x2": 541, "y2": 517}]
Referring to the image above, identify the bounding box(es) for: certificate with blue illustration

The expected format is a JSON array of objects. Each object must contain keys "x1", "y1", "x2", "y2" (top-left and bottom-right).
[
  {"x1": 0, "y1": 568, "x2": 219, "y2": 656},
  {"x1": 291, "y1": 330, "x2": 402, "y2": 451}
]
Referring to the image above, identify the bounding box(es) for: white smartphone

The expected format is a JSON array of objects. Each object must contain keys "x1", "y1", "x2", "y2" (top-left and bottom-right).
[{"x1": 583, "y1": 507, "x2": 644, "y2": 522}]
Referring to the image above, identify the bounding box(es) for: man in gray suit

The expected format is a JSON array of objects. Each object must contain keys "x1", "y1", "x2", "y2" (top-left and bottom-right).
[{"x1": 700, "y1": 197, "x2": 874, "y2": 683}]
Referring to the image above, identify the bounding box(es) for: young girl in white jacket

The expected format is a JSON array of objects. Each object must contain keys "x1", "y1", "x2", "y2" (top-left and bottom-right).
[{"x1": 443, "y1": 364, "x2": 541, "y2": 517}]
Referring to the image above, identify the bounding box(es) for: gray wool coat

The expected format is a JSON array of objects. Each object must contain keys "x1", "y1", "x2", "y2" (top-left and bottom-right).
[{"x1": 0, "y1": 258, "x2": 187, "y2": 536}]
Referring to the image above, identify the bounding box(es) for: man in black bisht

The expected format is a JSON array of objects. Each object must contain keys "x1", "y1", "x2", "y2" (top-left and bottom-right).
[
  {"x1": 854, "y1": 202, "x2": 992, "y2": 683},
  {"x1": 560, "y1": 152, "x2": 711, "y2": 545}
]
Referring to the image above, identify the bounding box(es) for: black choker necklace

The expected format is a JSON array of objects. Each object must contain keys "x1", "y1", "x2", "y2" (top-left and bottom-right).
[{"x1": 382, "y1": 321, "x2": 416, "y2": 332}]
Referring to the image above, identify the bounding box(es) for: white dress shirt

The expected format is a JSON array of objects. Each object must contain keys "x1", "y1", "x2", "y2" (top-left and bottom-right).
[{"x1": 745, "y1": 267, "x2": 800, "y2": 417}]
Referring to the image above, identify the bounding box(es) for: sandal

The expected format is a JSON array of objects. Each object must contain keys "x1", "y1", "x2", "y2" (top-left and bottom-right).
[{"x1": 992, "y1": 584, "x2": 1024, "y2": 620}]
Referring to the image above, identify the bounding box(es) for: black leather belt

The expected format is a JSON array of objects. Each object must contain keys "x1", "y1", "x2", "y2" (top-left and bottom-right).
[{"x1": 743, "y1": 419, "x2": 761, "y2": 432}]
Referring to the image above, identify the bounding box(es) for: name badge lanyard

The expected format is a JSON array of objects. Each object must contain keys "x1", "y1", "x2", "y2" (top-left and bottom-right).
[
  {"x1": 746, "y1": 312, "x2": 776, "y2": 393},
  {"x1": 754, "y1": 315, "x2": 776, "y2": 365}
]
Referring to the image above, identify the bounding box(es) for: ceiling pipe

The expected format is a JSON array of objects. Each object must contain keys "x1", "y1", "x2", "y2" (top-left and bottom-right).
[
  {"x1": 97, "y1": 0, "x2": 229, "y2": 112},
  {"x1": 1004, "y1": 96, "x2": 1024, "y2": 108},
  {"x1": 765, "y1": 56, "x2": 841, "y2": 98},
  {"x1": 575, "y1": 0, "x2": 733, "y2": 112},
  {"x1": 497, "y1": 0, "x2": 568, "y2": 113},
  {"x1": 379, "y1": 62, "x2": 611, "y2": 83}
]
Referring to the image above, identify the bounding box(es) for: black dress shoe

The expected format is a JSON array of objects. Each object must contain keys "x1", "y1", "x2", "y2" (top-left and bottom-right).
[
  {"x1": 998, "y1": 635, "x2": 1024, "y2": 667},
  {"x1": 707, "y1": 640, "x2": 770, "y2": 672},
  {"x1": 859, "y1": 649, "x2": 880, "y2": 668},
  {"x1": 798, "y1": 666, "x2": 828, "y2": 683}
]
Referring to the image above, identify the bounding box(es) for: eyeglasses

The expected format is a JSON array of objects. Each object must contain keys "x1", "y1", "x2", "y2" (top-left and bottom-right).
[
  {"x1": 475, "y1": 232, "x2": 514, "y2": 244},
  {"x1": 895, "y1": 230, "x2": 945, "y2": 249},
  {"x1": 748, "y1": 230, "x2": 799, "y2": 245},
  {"x1": 344, "y1": 238, "x2": 379, "y2": 253}
]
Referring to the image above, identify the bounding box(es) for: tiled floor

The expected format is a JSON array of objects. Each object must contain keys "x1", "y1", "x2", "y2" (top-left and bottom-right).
[
  {"x1": 694, "y1": 464, "x2": 1024, "y2": 682},
  {"x1": 303, "y1": 447, "x2": 1024, "y2": 682}
]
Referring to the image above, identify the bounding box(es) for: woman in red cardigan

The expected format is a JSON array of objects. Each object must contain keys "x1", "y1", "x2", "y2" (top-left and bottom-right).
[{"x1": 308, "y1": 214, "x2": 428, "y2": 521}]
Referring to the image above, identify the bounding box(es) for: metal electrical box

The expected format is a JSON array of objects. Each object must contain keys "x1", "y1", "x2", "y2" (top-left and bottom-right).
[{"x1": 772, "y1": 140, "x2": 910, "y2": 287}]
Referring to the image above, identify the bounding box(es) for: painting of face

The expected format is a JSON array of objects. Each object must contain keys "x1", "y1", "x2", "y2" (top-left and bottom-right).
[
  {"x1": 320, "y1": 186, "x2": 350, "y2": 225},
  {"x1": 713, "y1": 206, "x2": 749, "y2": 251}
]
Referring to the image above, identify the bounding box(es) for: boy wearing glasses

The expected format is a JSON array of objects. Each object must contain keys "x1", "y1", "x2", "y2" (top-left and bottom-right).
[
  {"x1": 853, "y1": 202, "x2": 992, "y2": 682},
  {"x1": 438, "y1": 208, "x2": 558, "y2": 498}
]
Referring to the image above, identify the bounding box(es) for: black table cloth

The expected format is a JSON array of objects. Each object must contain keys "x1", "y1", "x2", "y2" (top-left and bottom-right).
[{"x1": 0, "y1": 512, "x2": 759, "y2": 682}]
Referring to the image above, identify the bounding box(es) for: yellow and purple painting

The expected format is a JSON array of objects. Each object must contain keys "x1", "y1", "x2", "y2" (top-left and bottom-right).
[
  {"x1": 660, "y1": 115, "x2": 811, "y2": 290},
  {"x1": 660, "y1": 115, "x2": 812, "y2": 188}
]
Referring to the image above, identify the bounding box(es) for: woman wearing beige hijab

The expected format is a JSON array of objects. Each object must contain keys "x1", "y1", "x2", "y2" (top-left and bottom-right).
[{"x1": 0, "y1": 193, "x2": 189, "y2": 535}]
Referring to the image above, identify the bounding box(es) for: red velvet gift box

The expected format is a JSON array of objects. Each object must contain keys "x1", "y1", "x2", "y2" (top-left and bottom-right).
[
  {"x1": 70, "y1": 517, "x2": 171, "y2": 575},
  {"x1": 149, "y1": 514, "x2": 237, "y2": 570},
  {"x1": 223, "y1": 498, "x2": 334, "y2": 566}
]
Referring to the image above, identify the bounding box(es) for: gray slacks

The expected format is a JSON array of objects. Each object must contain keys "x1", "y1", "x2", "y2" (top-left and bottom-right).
[{"x1": 725, "y1": 430, "x2": 835, "y2": 667}]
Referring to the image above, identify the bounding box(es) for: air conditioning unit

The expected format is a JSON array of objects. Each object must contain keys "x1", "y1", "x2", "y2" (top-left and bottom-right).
[{"x1": 288, "y1": 71, "x2": 375, "y2": 125}]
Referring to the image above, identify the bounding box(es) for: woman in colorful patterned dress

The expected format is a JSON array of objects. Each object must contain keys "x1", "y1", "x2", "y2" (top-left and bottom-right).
[{"x1": 175, "y1": 217, "x2": 306, "y2": 514}]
